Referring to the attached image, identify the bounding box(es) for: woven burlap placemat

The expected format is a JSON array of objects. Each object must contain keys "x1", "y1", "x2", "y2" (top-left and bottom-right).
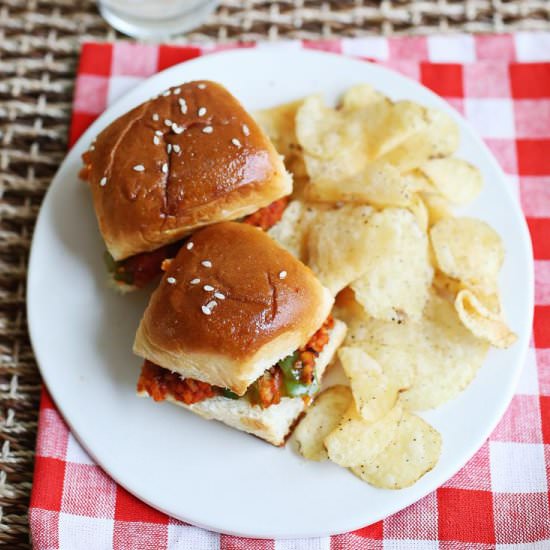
[{"x1": 1, "y1": 1, "x2": 549, "y2": 548}]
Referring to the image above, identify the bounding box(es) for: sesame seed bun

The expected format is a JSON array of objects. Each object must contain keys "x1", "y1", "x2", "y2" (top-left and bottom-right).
[
  {"x1": 82, "y1": 81, "x2": 292, "y2": 261},
  {"x1": 133, "y1": 222, "x2": 334, "y2": 395}
]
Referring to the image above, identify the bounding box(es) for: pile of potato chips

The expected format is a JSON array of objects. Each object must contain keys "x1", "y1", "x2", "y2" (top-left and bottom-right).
[{"x1": 254, "y1": 84, "x2": 516, "y2": 489}]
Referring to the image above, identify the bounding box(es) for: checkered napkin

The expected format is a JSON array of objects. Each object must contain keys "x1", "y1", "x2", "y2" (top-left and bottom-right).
[{"x1": 30, "y1": 34, "x2": 550, "y2": 549}]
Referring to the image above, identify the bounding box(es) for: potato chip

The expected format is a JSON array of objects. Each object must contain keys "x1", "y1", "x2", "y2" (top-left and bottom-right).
[
  {"x1": 298, "y1": 91, "x2": 400, "y2": 186},
  {"x1": 430, "y1": 217, "x2": 505, "y2": 292},
  {"x1": 421, "y1": 158, "x2": 483, "y2": 205},
  {"x1": 455, "y1": 289, "x2": 517, "y2": 348},
  {"x1": 376, "y1": 131, "x2": 435, "y2": 173},
  {"x1": 351, "y1": 411, "x2": 442, "y2": 489},
  {"x1": 338, "y1": 347, "x2": 398, "y2": 422},
  {"x1": 305, "y1": 162, "x2": 414, "y2": 207},
  {"x1": 340, "y1": 84, "x2": 389, "y2": 111},
  {"x1": 370, "y1": 100, "x2": 429, "y2": 158},
  {"x1": 307, "y1": 204, "x2": 374, "y2": 294},
  {"x1": 267, "y1": 200, "x2": 323, "y2": 261},
  {"x1": 254, "y1": 99, "x2": 308, "y2": 185},
  {"x1": 433, "y1": 273, "x2": 501, "y2": 312},
  {"x1": 301, "y1": 155, "x2": 345, "y2": 188},
  {"x1": 420, "y1": 192, "x2": 453, "y2": 226},
  {"x1": 296, "y1": 95, "x2": 368, "y2": 160},
  {"x1": 470, "y1": 288, "x2": 502, "y2": 314},
  {"x1": 377, "y1": 108, "x2": 460, "y2": 172},
  {"x1": 404, "y1": 170, "x2": 435, "y2": 193},
  {"x1": 351, "y1": 208, "x2": 433, "y2": 322},
  {"x1": 432, "y1": 271, "x2": 463, "y2": 302},
  {"x1": 358, "y1": 340, "x2": 416, "y2": 392},
  {"x1": 407, "y1": 193, "x2": 429, "y2": 233},
  {"x1": 254, "y1": 99, "x2": 301, "y2": 158},
  {"x1": 333, "y1": 95, "x2": 429, "y2": 163},
  {"x1": 345, "y1": 307, "x2": 417, "y2": 391},
  {"x1": 333, "y1": 287, "x2": 364, "y2": 325},
  {"x1": 398, "y1": 292, "x2": 489, "y2": 410},
  {"x1": 342, "y1": 288, "x2": 488, "y2": 409},
  {"x1": 424, "y1": 108, "x2": 460, "y2": 158},
  {"x1": 339, "y1": 86, "x2": 393, "y2": 155},
  {"x1": 325, "y1": 403, "x2": 403, "y2": 468},
  {"x1": 294, "y1": 385, "x2": 352, "y2": 461}
]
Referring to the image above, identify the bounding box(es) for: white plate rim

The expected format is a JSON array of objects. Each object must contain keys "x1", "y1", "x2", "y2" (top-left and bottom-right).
[{"x1": 27, "y1": 48, "x2": 535, "y2": 539}]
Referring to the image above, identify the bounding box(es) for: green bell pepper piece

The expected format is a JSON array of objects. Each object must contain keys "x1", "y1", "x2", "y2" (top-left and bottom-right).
[
  {"x1": 221, "y1": 388, "x2": 239, "y2": 399},
  {"x1": 278, "y1": 351, "x2": 319, "y2": 398}
]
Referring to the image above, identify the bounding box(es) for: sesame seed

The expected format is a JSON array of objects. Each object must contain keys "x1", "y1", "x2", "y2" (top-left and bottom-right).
[
  {"x1": 173, "y1": 144, "x2": 181, "y2": 153},
  {"x1": 198, "y1": 107, "x2": 207, "y2": 116},
  {"x1": 166, "y1": 144, "x2": 172, "y2": 154},
  {"x1": 202, "y1": 126, "x2": 213, "y2": 134},
  {"x1": 90, "y1": 144, "x2": 95, "y2": 151},
  {"x1": 242, "y1": 124, "x2": 250, "y2": 136},
  {"x1": 203, "y1": 285, "x2": 214, "y2": 291},
  {"x1": 133, "y1": 164, "x2": 145, "y2": 172},
  {"x1": 162, "y1": 163, "x2": 168, "y2": 174},
  {"x1": 198, "y1": 83, "x2": 207, "y2": 89},
  {"x1": 214, "y1": 292, "x2": 226, "y2": 300},
  {"x1": 201, "y1": 260, "x2": 212, "y2": 268},
  {"x1": 279, "y1": 270, "x2": 287, "y2": 280},
  {"x1": 153, "y1": 136, "x2": 160, "y2": 145},
  {"x1": 100, "y1": 177, "x2": 107, "y2": 187},
  {"x1": 206, "y1": 300, "x2": 217, "y2": 309},
  {"x1": 152, "y1": 113, "x2": 160, "y2": 121},
  {"x1": 201, "y1": 305, "x2": 212, "y2": 315},
  {"x1": 231, "y1": 138, "x2": 242, "y2": 148},
  {"x1": 162, "y1": 90, "x2": 171, "y2": 96},
  {"x1": 174, "y1": 87, "x2": 181, "y2": 94},
  {"x1": 178, "y1": 98, "x2": 188, "y2": 114},
  {"x1": 172, "y1": 124, "x2": 184, "y2": 134},
  {"x1": 164, "y1": 119, "x2": 173, "y2": 126},
  {"x1": 167, "y1": 277, "x2": 176, "y2": 284},
  {"x1": 155, "y1": 130, "x2": 163, "y2": 136},
  {"x1": 190, "y1": 278, "x2": 200, "y2": 284},
  {"x1": 186, "y1": 241, "x2": 193, "y2": 250}
]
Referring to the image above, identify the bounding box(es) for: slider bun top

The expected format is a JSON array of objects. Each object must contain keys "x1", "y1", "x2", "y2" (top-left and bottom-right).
[
  {"x1": 83, "y1": 81, "x2": 291, "y2": 260},
  {"x1": 133, "y1": 222, "x2": 334, "y2": 395}
]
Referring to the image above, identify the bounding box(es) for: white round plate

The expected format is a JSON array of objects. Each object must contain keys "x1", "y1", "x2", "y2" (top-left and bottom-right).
[{"x1": 27, "y1": 49, "x2": 534, "y2": 539}]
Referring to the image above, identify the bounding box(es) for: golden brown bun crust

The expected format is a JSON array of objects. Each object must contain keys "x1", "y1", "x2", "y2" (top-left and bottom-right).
[
  {"x1": 133, "y1": 222, "x2": 334, "y2": 394},
  {"x1": 85, "y1": 81, "x2": 291, "y2": 260}
]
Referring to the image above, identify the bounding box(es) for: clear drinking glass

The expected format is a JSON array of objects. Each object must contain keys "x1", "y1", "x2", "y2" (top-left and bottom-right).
[{"x1": 98, "y1": 0, "x2": 219, "y2": 39}]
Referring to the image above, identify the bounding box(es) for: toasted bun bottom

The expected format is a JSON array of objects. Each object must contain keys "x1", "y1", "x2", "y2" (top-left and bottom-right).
[{"x1": 137, "y1": 319, "x2": 346, "y2": 445}]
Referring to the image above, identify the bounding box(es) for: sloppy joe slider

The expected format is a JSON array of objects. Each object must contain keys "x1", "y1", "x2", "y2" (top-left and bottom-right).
[
  {"x1": 80, "y1": 81, "x2": 292, "y2": 291},
  {"x1": 133, "y1": 222, "x2": 346, "y2": 446}
]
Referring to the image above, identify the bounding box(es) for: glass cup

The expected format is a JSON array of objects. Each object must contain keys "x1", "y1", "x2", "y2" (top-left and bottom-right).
[{"x1": 98, "y1": 0, "x2": 219, "y2": 39}]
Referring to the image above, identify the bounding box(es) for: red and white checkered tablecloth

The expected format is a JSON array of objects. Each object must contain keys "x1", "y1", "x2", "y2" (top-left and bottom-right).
[{"x1": 30, "y1": 33, "x2": 550, "y2": 549}]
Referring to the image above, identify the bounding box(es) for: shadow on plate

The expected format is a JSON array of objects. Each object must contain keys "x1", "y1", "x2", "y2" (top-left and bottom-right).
[{"x1": 49, "y1": 163, "x2": 153, "y2": 392}]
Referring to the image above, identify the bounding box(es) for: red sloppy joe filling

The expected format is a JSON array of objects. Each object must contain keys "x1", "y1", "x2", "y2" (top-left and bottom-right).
[
  {"x1": 137, "y1": 361, "x2": 219, "y2": 405},
  {"x1": 242, "y1": 196, "x2": 289, "y2": 231},
  {"x1": 137, "y1": 315, "x2": 334, "y2": 409}
]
